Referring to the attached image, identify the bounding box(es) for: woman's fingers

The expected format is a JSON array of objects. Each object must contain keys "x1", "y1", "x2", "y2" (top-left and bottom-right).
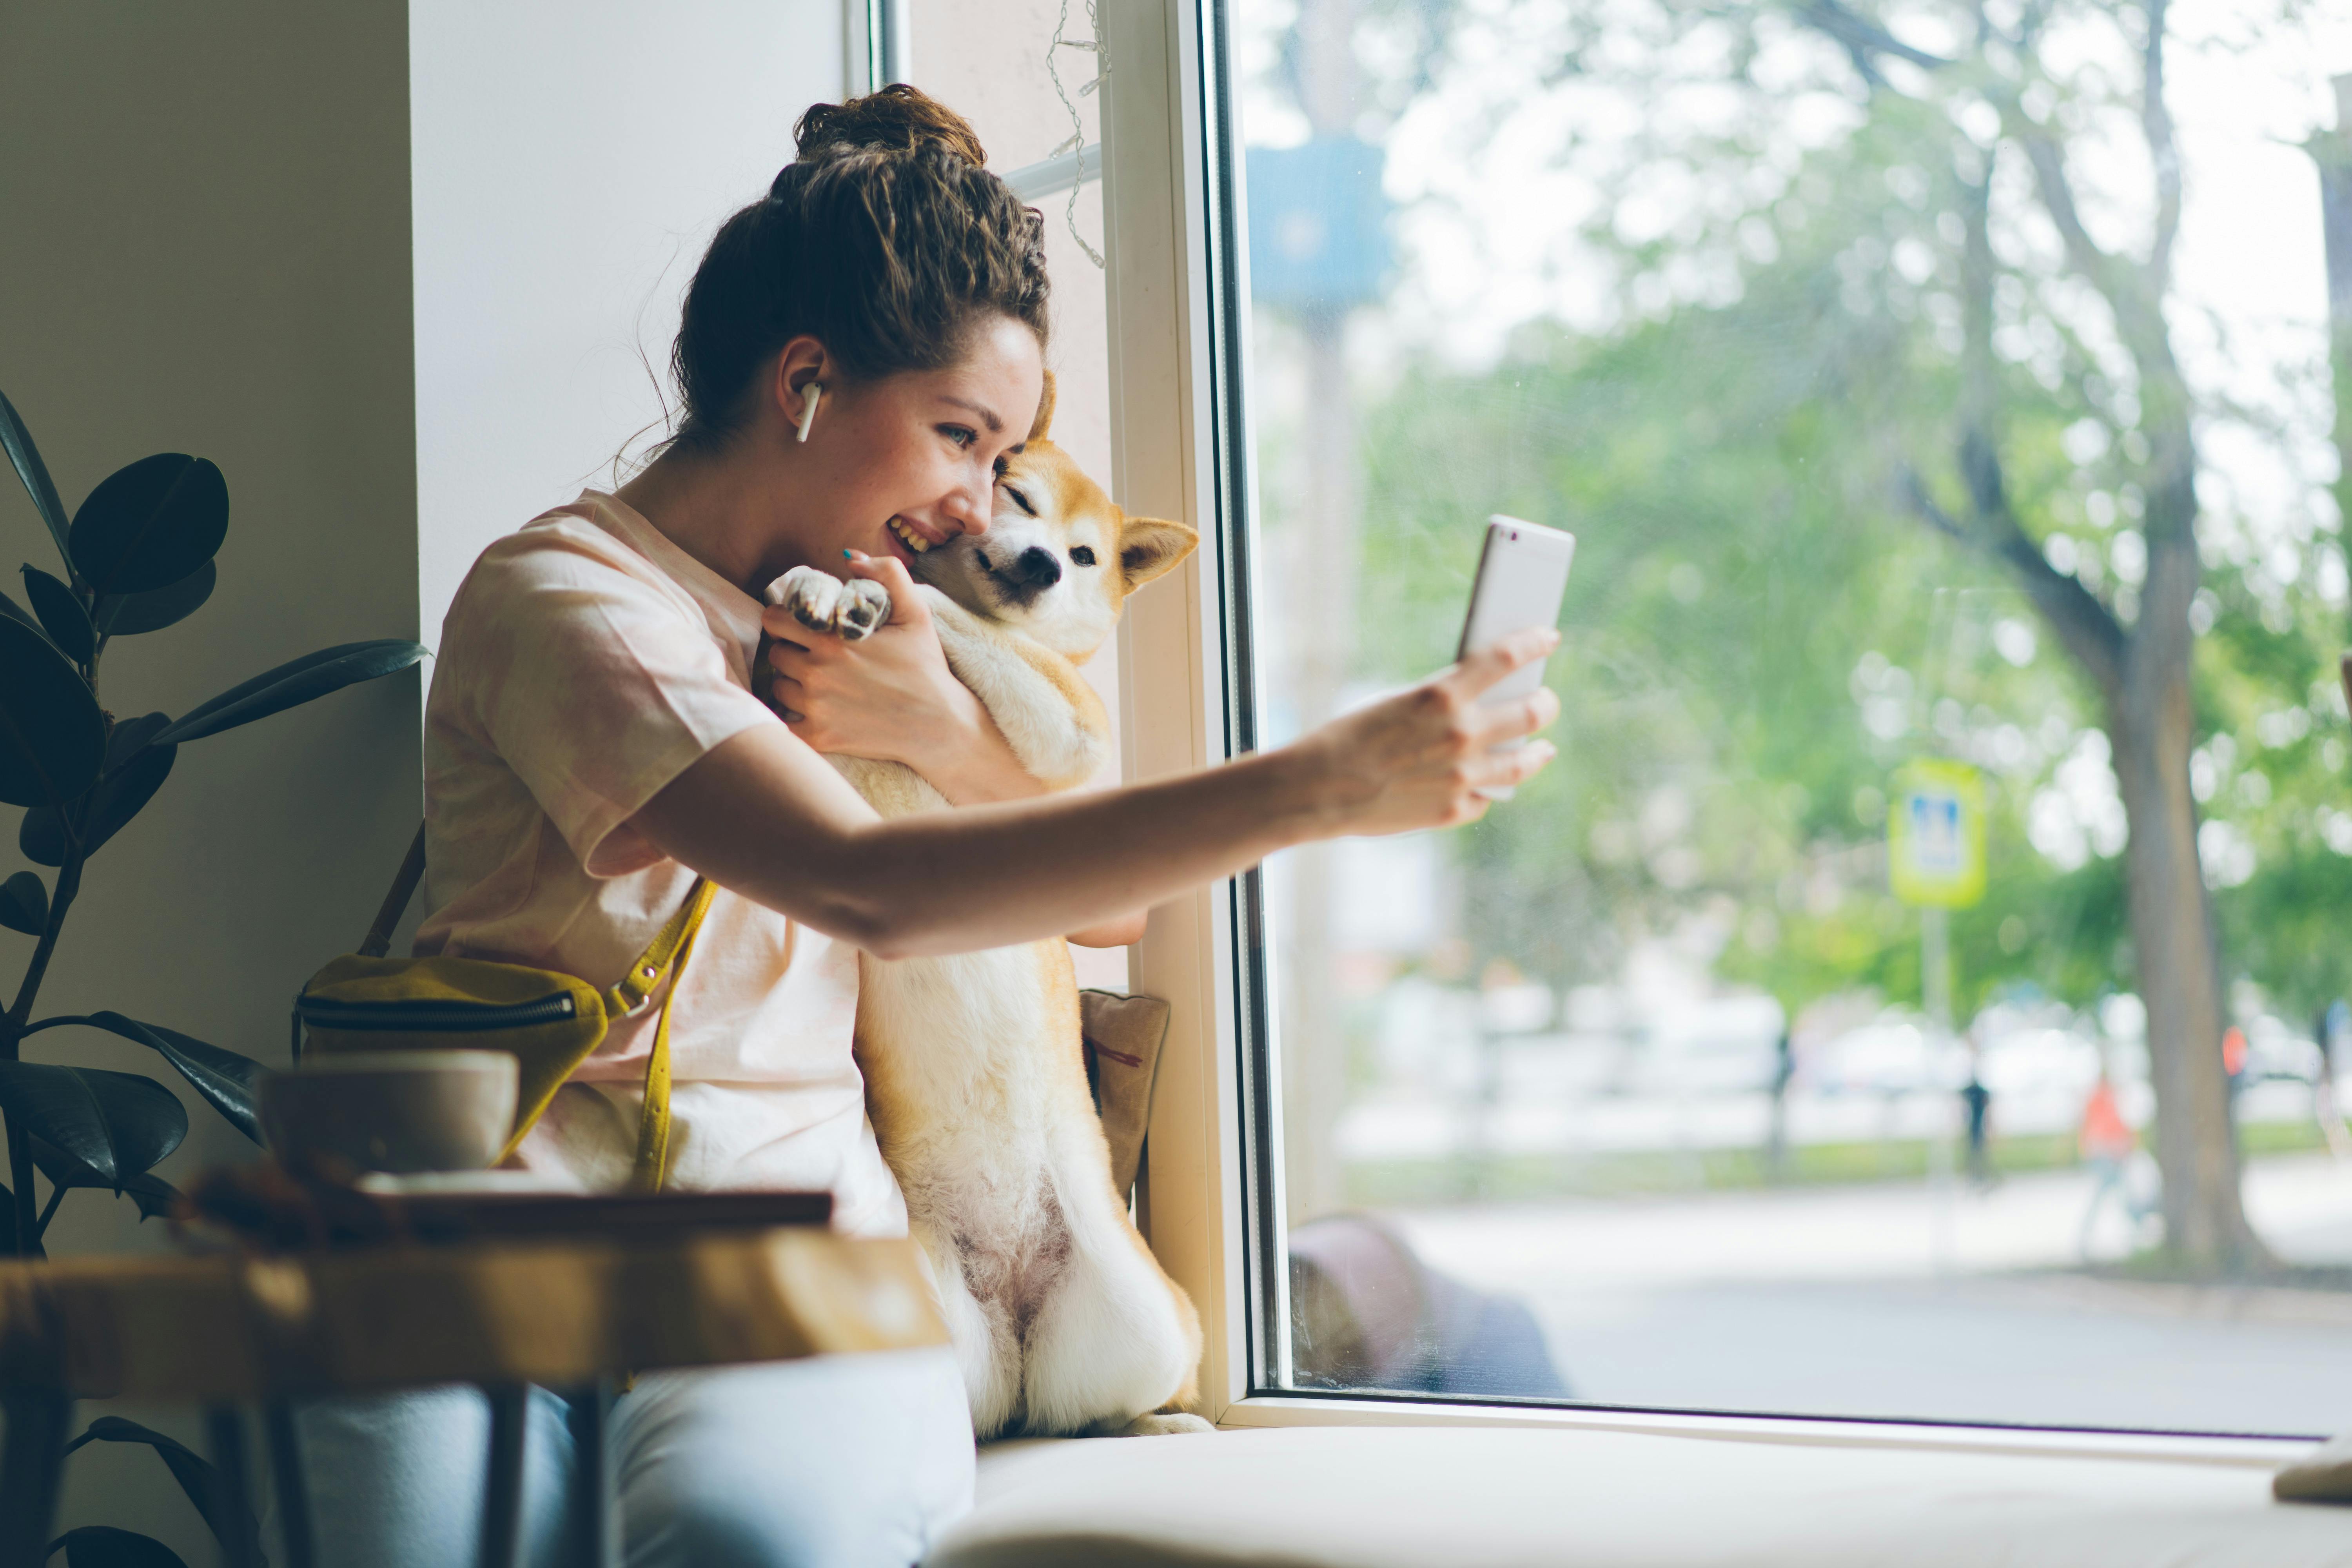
[
  {"x1": 1469, "y1": 684, "x2": 1561, "y2": 748},
  {"x1": 841, "y1": 551, "x2": 931, "y2": 629},
  {"x1": 1442, "y1": 627, "x2": 1560, "y2": 700},
  {"x1": 1468, "y1": 738, "x2": 1558, "y2": 789}
]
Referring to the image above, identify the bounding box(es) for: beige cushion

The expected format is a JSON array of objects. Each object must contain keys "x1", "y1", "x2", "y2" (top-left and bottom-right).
[
  {"x1": 1080, "y1": 989, "x2": 1172, "y2": 1200},
  {"x1": 927, "y1": 1426, "x2": 2350, "y2": 1568}
]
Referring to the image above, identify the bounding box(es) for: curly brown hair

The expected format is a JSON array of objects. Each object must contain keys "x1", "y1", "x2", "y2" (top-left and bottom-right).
[{"x1": 668, "y1": 86, "x2": 1047, "y2": 454}]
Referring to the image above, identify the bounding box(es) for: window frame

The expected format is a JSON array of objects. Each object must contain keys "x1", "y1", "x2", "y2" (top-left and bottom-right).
[{"x1": 1100, "y1": 0, "x2": 2313, "y2": 1465}]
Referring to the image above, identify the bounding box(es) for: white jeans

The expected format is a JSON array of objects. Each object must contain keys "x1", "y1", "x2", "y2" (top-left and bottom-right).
[{"x1": 294, "y1": 1349, "x2": 975, "y2": 1568}]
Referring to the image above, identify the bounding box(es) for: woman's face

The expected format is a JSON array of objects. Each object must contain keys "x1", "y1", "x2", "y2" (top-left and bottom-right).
[{"x1": 796, "y1": 314, "x2": 1046, "y2": 573}]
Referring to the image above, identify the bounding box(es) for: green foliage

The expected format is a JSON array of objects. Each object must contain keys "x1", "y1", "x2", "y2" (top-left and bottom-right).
[
  {"x1": 0, "y1": 384, "x2": 426, "y2": 1255},
  {"x1": 0, "y1": 873, "x2": 44, "y2": 936},
  {"x1": 67, "y1": 454, "x2": 228, "y2": 598},
  {"x1": 78, "y1": 1012, "x2": 269, "y2": 1146},
  {"x1": 0, "y1": 1063, "x2": 185, "y2": 1189},
  {"x1": 0, "y1": 389, "x2": 73, "y2": 571},
  {"x1": 0, "y1": 619, "x2": 105, "y2": 811},
  {"x1": 62, "y1": 1417, "x2": 262, "y2": 1564},
  {"x1": 94, "y1": 560, "x2": 213, "y2": 637},
  {"x1": 1278, "y1": 1, "x2": 2352, "y2": 1042},
  {"x1": 48, "y1": 1526, "x2": 189, "y2": 1568},
  {"x1": 21, "y1": 568, "x2": 91, "y2": 664}
]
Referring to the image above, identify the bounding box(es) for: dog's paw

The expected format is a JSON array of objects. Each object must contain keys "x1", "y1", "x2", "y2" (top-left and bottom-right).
[
  {"x1": 833, "y1": 577, "x2": 892, "y2": 642},
  {"x1": 1109, "y1": 1412, "x2": 1217, "y2": 1437},
  {"x1": 768, "y1": 566, "x2": 843, "y2": 633},
  {"x1": 765, "y1": 566, "x2": 893, "y2": 640}
]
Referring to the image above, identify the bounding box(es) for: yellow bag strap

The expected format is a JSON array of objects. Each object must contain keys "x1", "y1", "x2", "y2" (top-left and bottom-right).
[
  {"x1": 626, "y1": 878, "x2": 718, "y2": 1193},
  {"x1": 601, "y1": 877, "x2": 717, "y2": 1017}
]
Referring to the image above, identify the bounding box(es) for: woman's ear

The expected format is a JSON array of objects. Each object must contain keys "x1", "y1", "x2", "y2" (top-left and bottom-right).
[
  {"x1": 775, "y1": 336, "x2": 833, "y2": 434},
  {"x1": 1027, "y1": 370, "x2": 1059, "y2": 444},
  {"x1": 1118, "y1": 515, "x2": 1200, "y2": 592}
]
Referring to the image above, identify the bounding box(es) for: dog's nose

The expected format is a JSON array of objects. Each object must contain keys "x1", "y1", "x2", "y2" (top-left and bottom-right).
[{"x1": 1013, "y1": 546, "x2": 1062, "y2": 589}]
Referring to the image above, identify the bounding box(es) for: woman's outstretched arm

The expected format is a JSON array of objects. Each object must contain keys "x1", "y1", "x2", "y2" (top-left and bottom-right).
[{"x1": 629, "y1": 629, "x2": 1561, "y2": 958}]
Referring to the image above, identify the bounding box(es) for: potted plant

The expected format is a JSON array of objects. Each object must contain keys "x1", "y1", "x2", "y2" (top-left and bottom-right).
[{"x1": 0, "y1": 386, "x2": 425, "y2": 1561}]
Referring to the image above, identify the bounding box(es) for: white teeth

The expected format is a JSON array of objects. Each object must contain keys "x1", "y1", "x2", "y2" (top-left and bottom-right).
[{"x1": 888, "y1": 517, "x2": 931, "y2": 554}]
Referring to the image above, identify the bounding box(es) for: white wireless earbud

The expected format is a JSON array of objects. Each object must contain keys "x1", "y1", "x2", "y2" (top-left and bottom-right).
[{"x1": 795, "y1": 382, "x2": 824, "y2": 444}]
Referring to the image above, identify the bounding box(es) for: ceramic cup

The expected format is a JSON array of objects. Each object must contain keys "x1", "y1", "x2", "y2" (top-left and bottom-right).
[{"x1": 261, "y1": 1050, "x2": 519, "y2": 1174}]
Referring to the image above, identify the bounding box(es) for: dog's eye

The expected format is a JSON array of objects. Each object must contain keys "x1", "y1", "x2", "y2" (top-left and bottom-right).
[
  {"x1": 1070, "y1": 546, "x2": 1097, "y2": 567},
  {"x1": 1002, "y1": 485, "x2": 1038, "y2": 518}
]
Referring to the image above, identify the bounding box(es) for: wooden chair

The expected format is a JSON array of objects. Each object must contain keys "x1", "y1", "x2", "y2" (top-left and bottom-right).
[{"x1": 0, "y1": 1191, "x2": 944, "y2": 1568}]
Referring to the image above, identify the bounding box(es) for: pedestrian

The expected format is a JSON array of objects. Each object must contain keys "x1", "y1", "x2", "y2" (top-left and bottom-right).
[
  {"x1": 2076, "y1": 1067, "x2": 2146, "y2": 1260},
  {"x1": 1959, "y1": 1065, "x2": 1994, "y2": 1191},
  {"x1": 1766, "y1": 1028, "x2": 1795, "y2": 1180},
  {"x1": 2314, "y1": 1002, "x2": 2351, "y2": 1161}
]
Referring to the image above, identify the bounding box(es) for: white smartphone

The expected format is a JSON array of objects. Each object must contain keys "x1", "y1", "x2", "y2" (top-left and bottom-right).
[{"x1": 1455, "y1": 515, "x2": 1575, "y2": 800}]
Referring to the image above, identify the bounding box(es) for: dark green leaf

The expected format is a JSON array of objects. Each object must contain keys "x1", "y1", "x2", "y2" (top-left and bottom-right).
[
  {"x1": 104, "y1": 712, "x2": 170, "y2": 771},
  {"x1": 0, "y1": 871, "x2": 46, "y2": 935},
  {"x1": 120, "y1": 1171, "x2": 181, "y2": 1220},
  {"x1": 152, "y1": 639, "x2": 424, "y2": 746},
  {"x1": 27, "y1": 1143, "x2": 180, "y2": 1221},
  {"x1": 0, "y1": 585, "x2": 43, "y2": 638},
  {"x1": 20, "y1": 567, "x2": 92, "y2": 665},
  {"x1": 19, "y1": 740, "x2": 174, "y2": 865},
  {"x1": 0, "y1": 617, "x2": 104, "y2": 809},
  {"x1": 0, "y1": 388, "x2": 73, "y2": 575},
  {"x1": 67, "y1": 454, "x2": 228, "y2": 598},
  {"x1": 93, "y1": 560, "x2": 214, "y2": 637},
  {"x1": 48, "y1": 1526, "x2": 191, "y2": 1568},
  {"x1": 63, "y1": 1419, "x2": 258, "y2": 1562},
  {"x1": 0, "y1": 1062, "x2": 186, "y2": 1186},
  {"x1": 82, "y1": 1013, "x2": 268, "y2": 1145}
]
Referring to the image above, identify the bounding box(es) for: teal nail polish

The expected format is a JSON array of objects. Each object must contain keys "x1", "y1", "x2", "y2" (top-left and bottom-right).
[{"x1": 842, "y1": 549, "x2": 852, "y2": 558}]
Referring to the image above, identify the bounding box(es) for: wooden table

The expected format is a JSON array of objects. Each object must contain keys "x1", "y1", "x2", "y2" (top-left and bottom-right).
[{"x1": 0, "y1": 1193, "x2": 946, "y2": 1568}]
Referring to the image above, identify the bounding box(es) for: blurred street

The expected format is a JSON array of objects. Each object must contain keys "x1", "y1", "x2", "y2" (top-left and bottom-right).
[{"x1": 1394, "y1": 1152, "x2": 2352, "y2": 1435}]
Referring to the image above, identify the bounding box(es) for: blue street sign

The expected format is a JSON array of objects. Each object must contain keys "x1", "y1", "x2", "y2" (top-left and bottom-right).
[{"x1": 1245, "y1": 138, "x2": 1392, "y2": 312}]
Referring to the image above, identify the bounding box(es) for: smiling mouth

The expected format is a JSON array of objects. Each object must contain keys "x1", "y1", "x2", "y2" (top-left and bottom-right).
[{"x1": 886, "y1": 516, "x2": 935, "y2": 554}]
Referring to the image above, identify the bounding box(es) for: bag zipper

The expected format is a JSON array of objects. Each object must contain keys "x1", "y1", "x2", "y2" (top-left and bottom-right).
[{"x1": 295, "y1": 992, "x2": 578, "y2": 1032}]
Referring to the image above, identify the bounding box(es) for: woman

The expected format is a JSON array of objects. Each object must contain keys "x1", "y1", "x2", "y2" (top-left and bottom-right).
[{"x1": 301, "y1": 87, "x2": 1557, "y2": 1567}]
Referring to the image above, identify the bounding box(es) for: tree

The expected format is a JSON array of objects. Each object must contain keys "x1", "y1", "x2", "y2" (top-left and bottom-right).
[
  {"x1": 1254, "y1": 0, "x2": 2348, "y2": 1268},
  {"x1": 1795, "y1": 0, "x2": 2258, "y2": 1269}
]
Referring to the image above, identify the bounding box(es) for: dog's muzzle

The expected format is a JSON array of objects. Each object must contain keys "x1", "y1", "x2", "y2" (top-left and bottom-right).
[{"x1": 981, "y1": 545, "x2": 1062, "y2": 603}]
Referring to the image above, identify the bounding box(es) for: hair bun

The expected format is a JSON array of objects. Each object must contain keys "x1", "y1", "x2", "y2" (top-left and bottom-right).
[{"x1": 794, "y1": 85, "x2": 988, "y2": 167}]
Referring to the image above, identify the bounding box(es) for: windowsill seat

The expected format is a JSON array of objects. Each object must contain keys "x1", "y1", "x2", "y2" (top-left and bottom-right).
[{"x1": 925, "y1": 1423, "x2": 2350, "y2": 1567}]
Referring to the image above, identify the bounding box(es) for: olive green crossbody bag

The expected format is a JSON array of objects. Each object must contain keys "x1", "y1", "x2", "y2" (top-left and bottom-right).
[{"x1": 292, "y1": 825, "x2": 716, "y2": 1192}]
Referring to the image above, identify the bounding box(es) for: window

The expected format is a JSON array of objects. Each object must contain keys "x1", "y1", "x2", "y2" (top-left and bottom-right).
[
  {"x1": 1203, "y1": 0, "x2": 2352, "y2": 1436},
  {"x1": 906, "y1": 0, "x2": 1132, "y2": 993}
]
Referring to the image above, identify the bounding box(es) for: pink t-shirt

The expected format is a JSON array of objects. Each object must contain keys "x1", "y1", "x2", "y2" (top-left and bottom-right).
[{"x1": 416, "y1": 490, "x2": 905, "y2": 1236}]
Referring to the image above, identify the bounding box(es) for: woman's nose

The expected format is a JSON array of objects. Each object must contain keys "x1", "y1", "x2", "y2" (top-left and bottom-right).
[{"x1": 942, "y1": 473, "x2": 993, "y2": 537}]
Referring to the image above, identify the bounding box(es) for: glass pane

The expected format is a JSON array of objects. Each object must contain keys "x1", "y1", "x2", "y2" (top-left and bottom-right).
[
  {"x1": 910, "y1": 0, "x2": 1129, "y2": 990},
  {"x1": 1232, "y1": 0, "x2": 2352, "y2": 1432}
]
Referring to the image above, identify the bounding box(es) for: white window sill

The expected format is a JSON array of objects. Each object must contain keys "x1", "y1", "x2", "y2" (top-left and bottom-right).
[{"x1": 927, "y1": 1415, "x2": 2342, "y2": 1568}]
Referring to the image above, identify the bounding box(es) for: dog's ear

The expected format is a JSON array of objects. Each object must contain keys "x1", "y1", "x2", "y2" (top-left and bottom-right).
[
  {"x1": 1118, "y1": 515, "x2": 1198, "y2": 592},
  {"x1": 1027, "y1": 370, "x2": 1058, "y2": 444}
]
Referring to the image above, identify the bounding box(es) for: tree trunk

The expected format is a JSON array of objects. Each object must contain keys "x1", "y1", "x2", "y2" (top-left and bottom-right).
[
  {"x1": 2103, "y1": 370, "x2": 2260, "y2": 1271},
  {"x1": 2107, "y1": 682, "x2": 2255, "y2": 1269}
]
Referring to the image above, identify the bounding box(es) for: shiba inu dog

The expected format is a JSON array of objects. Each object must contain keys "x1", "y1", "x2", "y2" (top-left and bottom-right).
[{"x1": 768, "y1": 380, "x2": 1207, "y2": 1437}]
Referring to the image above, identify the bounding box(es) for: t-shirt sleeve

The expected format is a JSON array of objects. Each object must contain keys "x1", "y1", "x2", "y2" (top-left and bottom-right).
[{"x1": 444, "y1": 524, "x2": 775, "y2": 876}]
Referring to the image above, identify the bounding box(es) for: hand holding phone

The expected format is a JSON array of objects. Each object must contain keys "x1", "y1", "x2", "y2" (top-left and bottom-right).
[{"x1": 1456, "y1": 515, "x2": 1574, "y2": 800}]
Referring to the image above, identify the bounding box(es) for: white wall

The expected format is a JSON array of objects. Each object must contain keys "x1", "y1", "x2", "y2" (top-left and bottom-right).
[{"x1": 410, "y1": 0, "x2": 849, "y2": 650}]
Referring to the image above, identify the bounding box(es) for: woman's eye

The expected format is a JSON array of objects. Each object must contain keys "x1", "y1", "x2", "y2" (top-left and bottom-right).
[
  {"x1": 941, "y1": 425, "x2": 977, "y2": 450},
  {"x1": 1070, "y1": 546, "x2": 1097, "y2": 567}
]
